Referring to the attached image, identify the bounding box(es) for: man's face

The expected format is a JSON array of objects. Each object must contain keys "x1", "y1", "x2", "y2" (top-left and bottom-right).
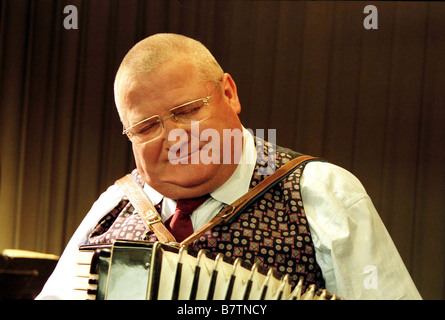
[{"x1": 115, "y1": 58, "x2": 243, "y2": 199}]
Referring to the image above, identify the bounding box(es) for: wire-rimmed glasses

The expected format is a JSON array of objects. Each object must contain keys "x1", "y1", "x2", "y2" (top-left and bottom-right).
[{"x1": 122, "y1": 86, "x2": 218, "y2": 144}]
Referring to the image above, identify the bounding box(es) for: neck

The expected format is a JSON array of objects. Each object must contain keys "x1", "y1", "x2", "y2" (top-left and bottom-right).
[{"x1": 145, "y1": 162, "x2": 239, "y2": 199}]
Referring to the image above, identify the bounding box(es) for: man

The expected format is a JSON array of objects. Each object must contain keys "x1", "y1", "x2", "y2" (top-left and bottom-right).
[{"x1": 37, "y1": 33, "x2": 421, "y2": 300}]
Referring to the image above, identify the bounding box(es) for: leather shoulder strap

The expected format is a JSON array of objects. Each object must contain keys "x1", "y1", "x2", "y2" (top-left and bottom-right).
[
  {"x1": 115, "y1": 175, "x2": 177, "y2": 243},
  {"x1": 180, "y1": 155, "x2": 322, "y2": 246}
]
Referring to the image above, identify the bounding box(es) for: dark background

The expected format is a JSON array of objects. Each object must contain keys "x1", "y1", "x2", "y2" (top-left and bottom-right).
[{"x1": 0, "y1": 0, "x2": 444, "y2": 299}]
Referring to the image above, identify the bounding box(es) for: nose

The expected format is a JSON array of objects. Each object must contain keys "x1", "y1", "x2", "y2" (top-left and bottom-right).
[
  {"x1": 160, "y1": 114, "x2": 183, "y2": 137},
  {"x1": 160, "y1": 114, "x2": 188, "y2": 149}
]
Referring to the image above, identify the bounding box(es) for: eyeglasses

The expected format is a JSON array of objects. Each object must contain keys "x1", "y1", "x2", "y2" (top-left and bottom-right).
[{"x1": 122, "y1": 86, "x2": 218, "y2": 144}]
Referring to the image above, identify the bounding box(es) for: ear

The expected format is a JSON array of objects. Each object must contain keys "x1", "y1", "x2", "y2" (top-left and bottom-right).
[{"x1": 220, "y1": 73, "x2": 241, "y2": 114}]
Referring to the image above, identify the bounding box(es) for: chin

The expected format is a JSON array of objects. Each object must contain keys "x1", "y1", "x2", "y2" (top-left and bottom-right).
[
  {"x1": 140, "y1": 160, "x2": 236, "y2": 198},
  {"x1": 165, "y1": 162, "x2": 218, "y2": 187}
]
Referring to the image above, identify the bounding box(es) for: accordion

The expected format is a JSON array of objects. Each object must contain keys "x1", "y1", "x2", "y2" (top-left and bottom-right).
[{"x1": 72, "y1": 240, "x2": 339, "y2": 300}]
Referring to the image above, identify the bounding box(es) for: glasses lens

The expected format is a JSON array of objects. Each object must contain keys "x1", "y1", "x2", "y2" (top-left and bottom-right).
[
  {"x1": 129, "y1": 117, "x2": 162, "y2": 143},
  {"x1": 171, "y1": 100, "x2": 210, "y2": 125}
]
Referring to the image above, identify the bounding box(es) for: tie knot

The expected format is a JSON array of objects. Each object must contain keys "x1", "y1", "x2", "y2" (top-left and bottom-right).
[
  {"x1": 175, "y1": 195, "x2": 208, "y2": 216},
  {"x1": 166, "y1": 194, "x2": 209, "y2": 243}
]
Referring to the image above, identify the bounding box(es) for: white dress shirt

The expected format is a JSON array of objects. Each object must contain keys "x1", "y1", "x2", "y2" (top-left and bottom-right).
[{"x1": 37, "y1": 129, "x2": 421, "y2": 300}]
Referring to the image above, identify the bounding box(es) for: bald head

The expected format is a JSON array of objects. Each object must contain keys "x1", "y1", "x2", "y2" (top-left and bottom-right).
[
  {"x1": 116, "y1": 33, "x2": 223, "y2": 88},
  {"x1": 114, "y1": 33, "x2": 224, "y2": 121}
]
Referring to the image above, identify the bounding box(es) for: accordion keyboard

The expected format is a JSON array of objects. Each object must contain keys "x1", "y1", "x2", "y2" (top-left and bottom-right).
[{"x1": 73, "y1": 249, "x2": 98, "y2": 300}]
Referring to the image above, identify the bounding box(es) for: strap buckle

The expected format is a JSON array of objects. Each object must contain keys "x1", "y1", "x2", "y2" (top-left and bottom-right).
[
  {"x1": 219, "y1": 205, "x2": 236, "y2": 222},
  {"x1": 141, "y1": 210, "x2": 162, "y2": 225}
]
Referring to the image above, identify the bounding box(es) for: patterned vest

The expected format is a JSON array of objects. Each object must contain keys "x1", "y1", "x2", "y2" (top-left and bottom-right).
[{"x1": 88, "y1": 139, "x2": 325, "y2": 290}]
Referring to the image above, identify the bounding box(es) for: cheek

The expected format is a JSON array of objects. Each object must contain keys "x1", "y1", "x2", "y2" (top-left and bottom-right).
[{"x1": 132, "y1": 143, "x2": 160, "y2": 172}]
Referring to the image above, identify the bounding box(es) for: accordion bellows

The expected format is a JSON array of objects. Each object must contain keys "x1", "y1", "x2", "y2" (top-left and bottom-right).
[{"x1": 73, "y1": 240, "x2": 340, "y2": 300}]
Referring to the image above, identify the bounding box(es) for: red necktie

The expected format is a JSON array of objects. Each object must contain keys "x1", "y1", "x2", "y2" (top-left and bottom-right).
[{"x1": 165, "y1": 195, "x2": 208, "y2": 243}]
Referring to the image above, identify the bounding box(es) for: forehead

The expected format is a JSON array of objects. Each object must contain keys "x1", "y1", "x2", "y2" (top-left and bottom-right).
[
  {"x1": 115, "y1": 59, "x2": 207, "y2": 126},
  {"x1": 115, "y1": 58, "x2": 206, "y2": 124},
  {"x1": 118, "y1": 59, "x2": 202, "y2": 103}
]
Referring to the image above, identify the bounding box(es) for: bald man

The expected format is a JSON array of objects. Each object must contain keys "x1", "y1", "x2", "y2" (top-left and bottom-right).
[{"x1": 37, "y1": 34, "x2": 421, "y2": 300}]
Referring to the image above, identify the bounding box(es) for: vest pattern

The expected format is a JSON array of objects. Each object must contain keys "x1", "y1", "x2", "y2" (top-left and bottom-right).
[{"x1": 88, "y1": 139, "x2": 325, "y2": 290}]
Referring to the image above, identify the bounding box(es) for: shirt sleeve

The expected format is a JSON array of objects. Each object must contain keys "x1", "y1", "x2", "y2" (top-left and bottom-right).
[
  {"x1": 300, "y1": 161, "x2": 422, "y2": 300},
  {"x1": 35, "y1": 184, "x2": 124, "y2": 300}
]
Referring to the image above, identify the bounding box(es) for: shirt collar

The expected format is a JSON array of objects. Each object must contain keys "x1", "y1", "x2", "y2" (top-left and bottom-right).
[
  {"x1": 143, "y1": 182, "x2": 164, "y2": 206},
  {"x1": 209, "y1": 127, "x2": 257, "y2": 204},
  {"x1": 142, "y1": 126, "x2": 257, "y2": 205}
]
